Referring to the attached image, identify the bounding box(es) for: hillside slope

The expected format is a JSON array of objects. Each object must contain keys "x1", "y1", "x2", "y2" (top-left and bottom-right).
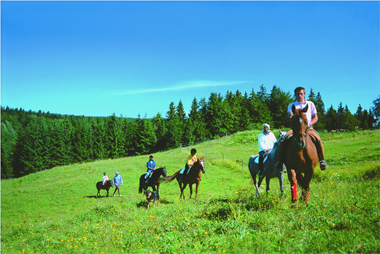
[{"x1": 2, "y1": 130, "x2": 379, "y2": 253}]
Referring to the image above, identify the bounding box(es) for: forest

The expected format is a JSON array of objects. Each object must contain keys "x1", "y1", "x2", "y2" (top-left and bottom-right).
[{"x1": 1, "y1": 85, "x2": 379, "y2": 179}]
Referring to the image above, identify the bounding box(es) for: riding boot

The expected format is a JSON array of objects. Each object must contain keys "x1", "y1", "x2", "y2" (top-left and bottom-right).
[
  {"x1": 258, "y1": 152, "x2": 265, "y2": 176},
  {"x1": 309, "y1": 131, "x2": 327, "y2": 170}
]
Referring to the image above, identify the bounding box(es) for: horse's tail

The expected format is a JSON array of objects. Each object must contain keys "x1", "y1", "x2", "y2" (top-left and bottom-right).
[
  {"x1": 162, "y1": 170, "x2": 180, "y2": 182},
  {"x1": 138, "y1": 176, "x2": 144, "y2": 194}
]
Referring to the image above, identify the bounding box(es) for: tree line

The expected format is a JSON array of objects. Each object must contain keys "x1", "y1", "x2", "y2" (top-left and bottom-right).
[{"x1": 1, "y1": 85, "x2": 379, "y2": 179}]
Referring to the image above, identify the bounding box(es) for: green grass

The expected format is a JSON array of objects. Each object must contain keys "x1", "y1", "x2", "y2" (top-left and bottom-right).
[{"x1": 2, "y1": 130, "x2": 379, "y2": 253}]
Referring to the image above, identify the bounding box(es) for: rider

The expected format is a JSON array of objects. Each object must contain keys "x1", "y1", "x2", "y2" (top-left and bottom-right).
[
  {"x1": 179, "y1": 148, "x2": 198, "y2": 182},
  {"x1": 145, "y1": 155, "x2": 156, "y2": 184},
  {"x1": 275, "y1": 86, "x2": 327, "y2": 171},
  {"x1": 102, "y1": 172, "x2": 109, "y2": 185},
  {"x1": 258, "y1": 123, "x2": 277, "y2": 175}
]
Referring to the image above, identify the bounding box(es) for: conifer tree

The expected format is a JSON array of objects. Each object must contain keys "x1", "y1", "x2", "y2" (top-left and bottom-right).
[
  {"x1": 165, "y1": 102, "x2": 181, "y2": 148},
  {"x1": 1, "y1": 121, "x2": 17, "y2": 178}
]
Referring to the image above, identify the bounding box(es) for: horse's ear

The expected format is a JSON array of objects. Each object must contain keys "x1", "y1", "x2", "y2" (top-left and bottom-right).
[
  {"x1": 200, "y1": 156, "x2": 204, "y2": 160},
  {"x1": 302, "y1": 104, "x2": 309, "y2": 113},
  {"x1": 292, "y1": 104, "x2": 296, "y2": 113}
]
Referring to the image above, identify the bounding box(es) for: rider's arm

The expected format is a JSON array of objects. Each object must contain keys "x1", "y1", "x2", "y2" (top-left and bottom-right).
[{"x1": 310, "y1": 113, "x2": 318, "y2": 127}]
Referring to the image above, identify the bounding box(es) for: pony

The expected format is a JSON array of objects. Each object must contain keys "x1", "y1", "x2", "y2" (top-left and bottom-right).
[
  {"x1": 138, "y1": 167, "x2": 167, "y2": 198},
  {"x1": 248, "y1": 131, "x2": 287, "y2": 198},
  {"x1": 286, "y1": 104, "x2": 319, "y2": 205},
  {"x1": 96, "y1": 180, "x2": 114, "y2": 197},
  {"x1": 163, "y1": 157, "x2": 205, "y2": 200}
]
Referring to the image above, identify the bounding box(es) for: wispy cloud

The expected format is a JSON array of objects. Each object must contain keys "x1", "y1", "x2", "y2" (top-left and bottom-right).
[{"x1": 113, "y1": 80, "x2": 248, "y2": 95}]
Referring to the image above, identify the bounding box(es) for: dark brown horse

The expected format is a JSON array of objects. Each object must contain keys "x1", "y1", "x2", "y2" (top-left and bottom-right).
[
  {"x1": 138, "y1": 167, "x2": 167, "y2": 198},
  {"x1": 286, "y1": 104, "x2": 319, "y2": 205},
  {"x1": 96, "y1": 180, "x2": 114, "y2": 197},
  {"x1": 248, "y1": 131, "x2": 287, "y2": 198},
  {"x1": 163, "y1": 157, "x2": 205, "y2": 200}
]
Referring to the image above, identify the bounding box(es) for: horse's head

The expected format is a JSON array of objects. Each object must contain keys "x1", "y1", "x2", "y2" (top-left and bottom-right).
[
  {"x1": 291, "y1": 104, "x2": 309, "y2": 149},
  {"x1": 198, "y1": 157, "x2": 206, "y2": 174},
  {"x1": 278, "y1": 130, "x2": 287, "y2": 142},
  {"x1": 162, "y1": 166, "x2": 167, "y2": 177}
]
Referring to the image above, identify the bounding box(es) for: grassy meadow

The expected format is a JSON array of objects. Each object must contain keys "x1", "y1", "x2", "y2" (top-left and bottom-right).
[{"x1": 1, "y1": 129, "x2": 379, "y2": 253}]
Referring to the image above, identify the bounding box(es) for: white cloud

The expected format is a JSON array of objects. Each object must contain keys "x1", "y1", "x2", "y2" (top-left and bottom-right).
[{"x1": 114, "y1": 80, "x2": 248, "y2": 95}]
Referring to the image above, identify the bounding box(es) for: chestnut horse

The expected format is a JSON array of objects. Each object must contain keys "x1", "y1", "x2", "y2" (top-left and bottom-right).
[
  {"x1": 163, "y1": 157, "x2": 205, "y2": 200},
  {"x1": 286, "y1": 104, "x2": 319, "y2": 205}
]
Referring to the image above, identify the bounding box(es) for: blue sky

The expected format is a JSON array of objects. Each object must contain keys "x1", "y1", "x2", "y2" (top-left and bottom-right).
[{"x1": 1, "y1": 1, "x2": 379, "y2": 118}]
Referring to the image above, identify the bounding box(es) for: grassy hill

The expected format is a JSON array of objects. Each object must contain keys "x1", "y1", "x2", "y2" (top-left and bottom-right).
[{"x1": 1, "y1": 129, "x2": 379, "y2": 253}]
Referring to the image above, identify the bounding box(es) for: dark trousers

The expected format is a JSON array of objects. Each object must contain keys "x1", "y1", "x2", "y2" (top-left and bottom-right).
[{"x1": 259, "y1": 151, "x2": 267, "y2": 172}]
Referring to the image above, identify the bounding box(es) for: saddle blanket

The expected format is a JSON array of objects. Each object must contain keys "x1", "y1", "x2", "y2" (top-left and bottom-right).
[
  {"x1": 252, "y1": 151, "x2": 272, "y2": 164},
  {"x1": 179, "y1": 167, "x2": 191, "y2": 174}
]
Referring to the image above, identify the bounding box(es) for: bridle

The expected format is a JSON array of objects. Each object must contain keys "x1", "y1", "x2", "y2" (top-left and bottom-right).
[{"x1": 292, "y1": 110, "x2": 310, "y2": 149}]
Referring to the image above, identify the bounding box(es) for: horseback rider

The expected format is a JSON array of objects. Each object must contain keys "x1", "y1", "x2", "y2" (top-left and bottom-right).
[
  {"x1": 145, "y1": 155, "x2": 156, "y2": 184},
  {"x1": 179, "y1": 148, "x2": 198, "y2": 182},
  {"x1": 102, "y1": 172, "x2": 109, "y2": 185},
  {"x1": 258, "y1": 123, "x2": 277, "y2": 176},
  {"x1": 275, "y1": 86, "x2": 327, "y2": 171}
]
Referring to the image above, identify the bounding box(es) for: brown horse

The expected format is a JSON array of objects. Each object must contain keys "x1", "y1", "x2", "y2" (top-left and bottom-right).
[
  {"x1": 163, "y1": 157, "x2": 205, "y2": 200},
  {"x1": 96, "y1": 180, "x2": 114, "y2": 197},
  {"x1": 286, "y1": 104, "x2": 319, "y2": 205}
]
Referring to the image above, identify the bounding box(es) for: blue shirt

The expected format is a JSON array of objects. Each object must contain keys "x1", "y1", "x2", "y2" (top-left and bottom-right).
[
  {"x1": 113, "y1": 175, "x2": 123, "y2": 186},
  {"x1": 146, "y1": 160, "x2": 156, "y2": 172}
]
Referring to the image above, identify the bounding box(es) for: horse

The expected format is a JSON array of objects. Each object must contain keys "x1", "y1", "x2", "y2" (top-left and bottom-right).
[
  {"x1": 96, "y1": 180, "x2": 114, "y2": 197},
  {"x1": 163, "y1": 157, "x2": 205, "y2": 200},
  {"x1": 138, "y1": 167, "x2": 167, "y2": 198},
  {"x1": 248, "y1": 131, "x2": 287, "y2": 198},
  {"x1": 286, "y1": 104, "x2": 319, "y2": 205}
]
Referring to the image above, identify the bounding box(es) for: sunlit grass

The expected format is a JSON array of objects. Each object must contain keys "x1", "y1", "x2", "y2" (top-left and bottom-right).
[{"x1": 1, "y1": 130, "x2": 379, "y2": 253}]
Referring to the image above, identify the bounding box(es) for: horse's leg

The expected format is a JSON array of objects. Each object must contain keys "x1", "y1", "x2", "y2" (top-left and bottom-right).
[
  {"x1": 195, "y1": 181, "x2": 200, "y2": 200},
  {"x1": 253, "y1": 173, "x2": 260, "y2": 199},
  {"x1": 189, "y1": 183, "x2": 193, "y2": 199},
  {"x1": 106, "y1": 189, "x2": 109, "y2": 197},
  {"x1": 287, "y1": 168, "x2": 298, "y2": 205},
  {"x1": 178, "y1": 181, "x2": 185, "y2": 200},
  {"x1": 156, "y1": 184, "x2": 160, "y2": 200},
  {"x1": 182, "y1": 183, "x2": 188, "y2": 200},
  {"x1": 257, "y1": 176, "x2": 265, "y2": 198},
  {"x1": 300, "y1": 171, "x2": 313, "y2": 204},
  {"x1": 265, "y1": 177, "x2": 270, "y2": 195},
  {"x1": 279, "y1": 173, "x2": 284, "y2": 198}
]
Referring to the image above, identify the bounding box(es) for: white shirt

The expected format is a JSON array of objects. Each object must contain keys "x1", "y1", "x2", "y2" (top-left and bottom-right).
[
  {"x1": 258, "y1": 131, "x2": 277, "y2": 152},
  {"x1": 288, "y1": 100, "x2": 317, "y2": 125}
]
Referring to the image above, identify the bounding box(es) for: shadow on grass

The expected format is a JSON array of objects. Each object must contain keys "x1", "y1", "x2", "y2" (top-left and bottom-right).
[
  {"x1": 136, "y1": 199, "x2": 174, "y2": 208},
  {"x1": 85, "y1": 195, "x2": 112, "y2": 198}
]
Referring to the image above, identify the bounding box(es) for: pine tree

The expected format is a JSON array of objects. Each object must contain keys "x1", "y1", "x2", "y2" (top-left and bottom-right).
[
  {"x1": 314, "y1": 92, "x2": 326, "y2": 130},
  {"x1": 152, "y1": 112, "x2": 167, "y2": 151},
  {"x1": 176, "y1": 100, "x2": 187, "y2": 143},
  {"x1": 165, "y1": 102, "x2": 181, "y2": 148},
  {"x1": 252, "y1": 88, "x2": 272, "y2": 126},
  {"x1": 1, "y1": 121, "x2": 17, "y2": 178},
  {"x1": 268, "y1": 85, "x2": 292, "y2": 128},
  {"x1": 206, "y1": 93, "x2": 227, "y2": 138},
  {"x1": 343, "y1": 105, "x2": 360, "y2": 131},
  {"x1": 325, "y1": 105, "x2": 337, "y2": 131}
]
